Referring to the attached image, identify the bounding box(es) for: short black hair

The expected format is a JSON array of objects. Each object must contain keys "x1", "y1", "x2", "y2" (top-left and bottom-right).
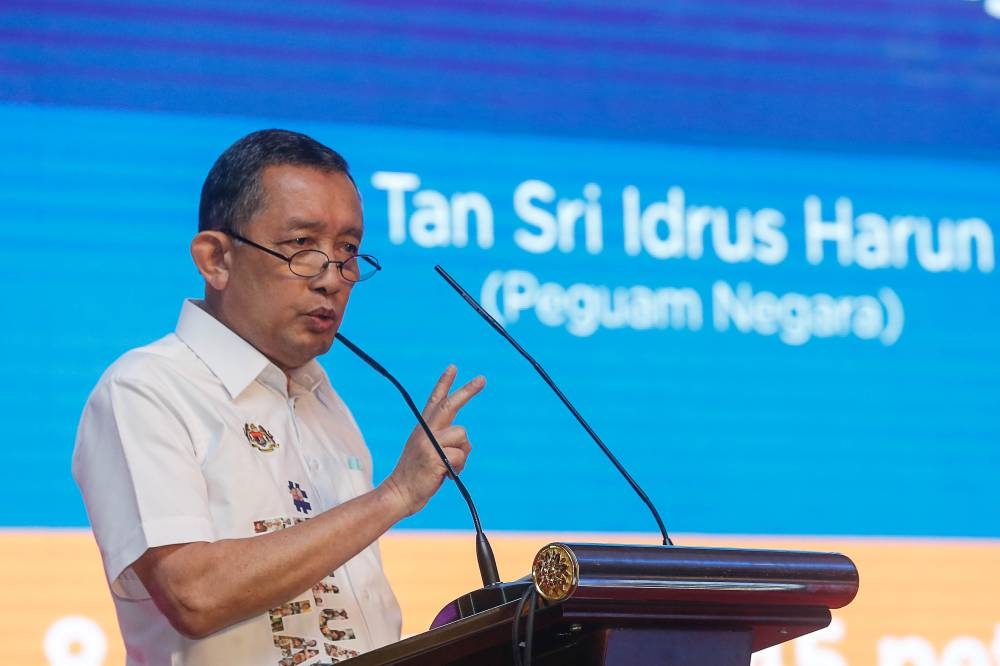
[{"x1": 198, "y1": 129, "x2": 354, "y2": 234}]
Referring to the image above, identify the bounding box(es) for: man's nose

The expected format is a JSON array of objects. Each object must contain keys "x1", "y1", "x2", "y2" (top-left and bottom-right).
[{"x1": 311, "y1": 262, "x2": 352, "y2": 294}]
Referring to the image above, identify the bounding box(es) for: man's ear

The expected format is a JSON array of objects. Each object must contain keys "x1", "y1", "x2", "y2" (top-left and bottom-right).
[{"x1": 190, "y1": 231, "x2": 231, "y2": 290}]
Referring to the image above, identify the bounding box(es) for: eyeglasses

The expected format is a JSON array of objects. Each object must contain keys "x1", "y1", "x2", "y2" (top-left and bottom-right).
[{"x1": 222, "y1": 230, "x2": 381, "y2": 282}]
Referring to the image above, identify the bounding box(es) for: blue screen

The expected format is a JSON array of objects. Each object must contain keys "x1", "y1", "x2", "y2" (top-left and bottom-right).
[{"x1": 2, "y1": 0, "x2": 998, "y2": 539}]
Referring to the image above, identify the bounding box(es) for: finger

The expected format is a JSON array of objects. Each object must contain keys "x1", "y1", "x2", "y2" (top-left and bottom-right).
[
  {"x1": 422, "y1": 365, "x2": 458, "y2": 412},
  {"x1": 446, "y1": 448, "x2": 468, "y2": 475},
  {"x1": 434, "y1": 425, "x2": 472, "y2": 455},
  {"x1": 428, "y1": 375, "x2": 486, "y2": 427},
  {"x1": 419, "y1": 426, "x2": 471, "y2": 477},
  {"x1": 441, "y1": 437, "x2": 470, "y2": 474}
]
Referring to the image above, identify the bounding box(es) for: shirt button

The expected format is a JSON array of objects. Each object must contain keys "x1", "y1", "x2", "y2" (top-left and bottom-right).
[{"x1": 308, "y1": 458, "x2": 321, "y2": 471}]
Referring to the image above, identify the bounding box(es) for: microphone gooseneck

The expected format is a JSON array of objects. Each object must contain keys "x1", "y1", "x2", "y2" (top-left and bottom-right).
[
  {"x1": 434, "y1": 265, "x2": 674, "y2": 547},
  {"x1": 334, "y1": 332, "x2": 502, "y2": 587}
]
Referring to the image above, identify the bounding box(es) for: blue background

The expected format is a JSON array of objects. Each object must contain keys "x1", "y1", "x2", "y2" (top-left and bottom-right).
[{"x1": 2, "y1": 0, "x2": 998, "y2": 538}]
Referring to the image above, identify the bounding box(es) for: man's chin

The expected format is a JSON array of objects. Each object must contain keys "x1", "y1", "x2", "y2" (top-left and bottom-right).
[
  {"x1": 273, "y1": 331, "x2": 338, "y2": 371},
  {"x1": 303, "y1": 332, "x2": 337, "y2": 361}
]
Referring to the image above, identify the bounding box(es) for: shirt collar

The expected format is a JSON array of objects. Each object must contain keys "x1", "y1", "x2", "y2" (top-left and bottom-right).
[
  {"x1": 175, "y1": 299, "x2": 326, "y2": 399},
  {"x1": 288, "y1": 362, "x2": 325, "y2": 396}
]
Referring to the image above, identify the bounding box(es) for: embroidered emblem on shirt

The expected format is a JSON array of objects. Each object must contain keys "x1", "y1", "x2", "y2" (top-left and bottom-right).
[
  {"x1": 244, "y1": 423, "x2": 279, "y2": 452},
  {"x1": 289, "y1": 481, "x2": 312, "y2": 514}
]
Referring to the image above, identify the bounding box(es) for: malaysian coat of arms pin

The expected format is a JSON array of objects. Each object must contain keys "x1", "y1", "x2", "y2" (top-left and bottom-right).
[{"x1": 244, "y1": 423, "x2": 279, "y2": 452}]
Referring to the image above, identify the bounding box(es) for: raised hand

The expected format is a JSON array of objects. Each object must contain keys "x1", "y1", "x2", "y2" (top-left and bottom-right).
[{"x1": 382, "y1": 365, "x2": 485, "y2": 516}]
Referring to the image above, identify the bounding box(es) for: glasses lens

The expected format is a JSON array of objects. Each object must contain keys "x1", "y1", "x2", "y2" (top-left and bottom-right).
[
  {"x1": 288, "y1": 251, "x2": 380, "y2": 281},
  {"x1": 342, "y1": 255, "x2": 380, "y2": 282},
  {"x1": 288, "y1": 250, "x2": 329, "y2": 278}
]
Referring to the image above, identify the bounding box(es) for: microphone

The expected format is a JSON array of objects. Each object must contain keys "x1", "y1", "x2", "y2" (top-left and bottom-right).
[
  {"x1": 434, "y1": 265, "x2": 674, "y2": 546},
  {"x1": 334, "y1": 332, "x2": 503, "y2": 587}
]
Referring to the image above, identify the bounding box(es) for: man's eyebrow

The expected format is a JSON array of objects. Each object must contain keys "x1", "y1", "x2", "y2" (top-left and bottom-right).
[
  {"x1": 283, "y1": 218, "x2": 364, "y2": 240},
  {"x1": 285, "y1": 219, "x2": 325, "y2": 233}
]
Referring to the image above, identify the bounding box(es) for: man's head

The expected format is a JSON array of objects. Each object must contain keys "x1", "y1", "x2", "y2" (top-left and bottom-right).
[
  {"x1": 191, "y1": 130, "x2": 367, "y2": 374},
  {"x1": 199, "y1": 129, "x2": 355, "y2": 235}
]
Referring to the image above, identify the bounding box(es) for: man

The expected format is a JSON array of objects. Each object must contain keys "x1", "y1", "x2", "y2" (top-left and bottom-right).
[{"x1": 73, "y1": 129, "x2": 483, "y2": 665}]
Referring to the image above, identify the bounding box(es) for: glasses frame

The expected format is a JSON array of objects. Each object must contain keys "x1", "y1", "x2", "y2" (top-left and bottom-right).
[{"x1": 221, "y1": 229, "x2": 381, "y2": 282}]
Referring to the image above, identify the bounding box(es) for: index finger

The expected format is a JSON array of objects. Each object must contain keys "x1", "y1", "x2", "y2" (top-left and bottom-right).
[
  {"x1": 422, "y1": 365, "x2": 458, "y2": 412},
  {"x1": 424, "y1": 372, "x2": 486, "y2": 427}
]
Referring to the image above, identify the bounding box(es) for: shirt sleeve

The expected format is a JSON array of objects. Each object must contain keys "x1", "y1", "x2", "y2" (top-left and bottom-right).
[{"x1": 73, "y1": 358, "x2": 215, "y2": 600}]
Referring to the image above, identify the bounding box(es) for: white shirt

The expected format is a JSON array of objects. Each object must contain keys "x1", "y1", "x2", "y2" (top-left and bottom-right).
[{"x1": 73, "y1": 299, "x2": 402, "y2": 666}]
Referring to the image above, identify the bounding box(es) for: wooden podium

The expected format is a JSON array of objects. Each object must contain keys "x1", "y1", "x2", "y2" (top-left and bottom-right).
[{"x1": 349, "y1": 543, "x2": 859, "y2": 665}]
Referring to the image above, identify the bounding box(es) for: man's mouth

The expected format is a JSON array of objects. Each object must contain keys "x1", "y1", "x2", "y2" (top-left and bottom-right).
[
  {"x1": 308, "y1": 307, "x2": 337, "y2": 320},
  {"x1": 305, "y1": 307, "x2": 339, "y2": 331}
]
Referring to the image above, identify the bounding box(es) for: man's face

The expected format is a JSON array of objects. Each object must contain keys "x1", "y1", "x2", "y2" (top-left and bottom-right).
[{"x1": 220, "y1": 164, "x2": 363, "y2": 371}]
